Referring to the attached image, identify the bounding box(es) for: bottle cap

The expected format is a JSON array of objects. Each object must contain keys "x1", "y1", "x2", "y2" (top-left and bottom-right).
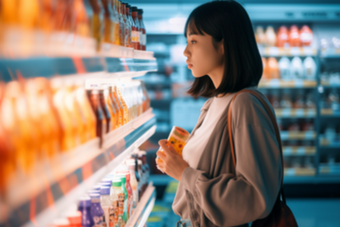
[
  {"x1": 79, "y1": 196, "x2": 91, "y2": 207},
  {"x1": 101, "y1": 178, "x2": 113, "y2": 184},
  {"x1": 114, "y1": 175, "x2": 126, "y2": 183},
  {"x1": 101, "y1": 186, "x2": 111, "y2": 195},
  {"x1": 100, "y1": 182, "x2": 112, "y2": 187},
  {"x1": 117, "y1": 171, "x2": 130, "y2": 181},
  {"x1": 112, "y1": 179, "x2": 122, "y2": 187},
  {"x1": 138, "y1": 9, "x2": 143, "y2": 15},
  {"x1": 132, "y1": 6, "x2": 138, "y2": 12},
  {"x1": 87, "y1": 189, "x2": 100, "y2": 195}
]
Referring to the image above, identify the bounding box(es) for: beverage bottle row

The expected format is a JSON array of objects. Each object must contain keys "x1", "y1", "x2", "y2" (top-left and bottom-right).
[
  {"x1": 255, "y1": 25, "x2": 313, "y2": 47},
  {"x1": 49, "y1": 149, "x2": 150, "y2": 227},
  {"x1": 0, "y1": 78, "x2": 150, "y2": 192},
  {"x1": 262, "y1": 56, "x2": 316, "y2": 80},
  {"x1": 262, "y1": 90, "x2": 316, "y2": 109},
  {"x1": 0, "y1": 0, "x2": 147, "y2": 52}
]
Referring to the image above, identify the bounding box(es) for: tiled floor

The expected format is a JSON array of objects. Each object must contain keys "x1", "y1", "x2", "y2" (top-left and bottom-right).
[{"x1": 287, "y1": 199, "x2": 340, "y2": 227}]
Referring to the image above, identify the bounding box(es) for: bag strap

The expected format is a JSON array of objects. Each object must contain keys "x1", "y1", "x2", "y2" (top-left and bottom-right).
[{"x1": 227, "y1": 89, "x2": 286, "y2": 204}]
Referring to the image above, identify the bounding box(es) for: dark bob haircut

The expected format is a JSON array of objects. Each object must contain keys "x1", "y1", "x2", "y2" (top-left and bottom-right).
[{"x1": 185, "y1": 0, "x2": 262, "y2": 98}]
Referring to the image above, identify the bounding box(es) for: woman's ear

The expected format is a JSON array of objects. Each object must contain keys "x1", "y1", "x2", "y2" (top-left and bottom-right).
[{"x1": 219, "y1": 39, "x2": 224, "y2": 55}]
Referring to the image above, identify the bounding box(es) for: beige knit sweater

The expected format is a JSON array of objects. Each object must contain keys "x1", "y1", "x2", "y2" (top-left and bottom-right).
[{"x1": 172, "y1": 87, "x2": 282, "y2": 227}]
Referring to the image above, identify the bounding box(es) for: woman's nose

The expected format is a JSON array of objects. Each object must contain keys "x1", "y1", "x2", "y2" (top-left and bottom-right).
[{"x1": 183, "y1": 45, "x2": 190, "y2": 57}]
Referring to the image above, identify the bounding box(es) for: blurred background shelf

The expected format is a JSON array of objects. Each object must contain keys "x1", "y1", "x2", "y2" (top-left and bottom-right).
[{"x1": 258, "y1": 79, "x2": 317, "y2": 88}]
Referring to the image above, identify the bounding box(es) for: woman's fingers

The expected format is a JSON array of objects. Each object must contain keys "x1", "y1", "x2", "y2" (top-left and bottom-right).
[
  {"x1": 156, "y1": 150, "x2": 167, "y2": 160},
  {"x1": 158, "y1": 139, "x2": 176, "y2": 156}
]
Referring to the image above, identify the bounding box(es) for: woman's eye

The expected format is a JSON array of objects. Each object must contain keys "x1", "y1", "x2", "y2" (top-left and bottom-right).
[{"x1": 191, "y1": 40, "x2": 197, "y2": 44}]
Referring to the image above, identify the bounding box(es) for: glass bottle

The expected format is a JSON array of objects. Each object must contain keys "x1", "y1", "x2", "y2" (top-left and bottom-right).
[
  {"x1": 126, "y1": 4, "x2": 133, "y2": 48},
  {"x1": 131, "y1": 7, "x2": 140, "y2": 50},
  {"x1": 88, "y1": 90, "x2": 107, "y2": 146},
  {"x1": 101, "y1": 0, "x2": 113, "y2": 43},
  {"x1": 138, "y1": 9, "x2": 146, "y2": 50},
  {"x1": 121, "y1": 3, "x2": 130, "y2": 47},
  {"x1": 112, "y1": 0, "x2": 120, "y2": 45},
  {"x1": 88, "y1": 0, "x2": 103, "y2": 51},
  {"x1": 104, "y1": 87, "x2": 117, "y2": 130},
  {"x1": 109, "y1": 86, "x2": 123, "y2": 128},
  {"x1": 117, "y1": 0, "x2": 125, "y2": 46},
  {"x1": 126, "y1": 162, "x2": 139, "y2": 210},
  {"x1": 117, "y1": 84, "x2": 129, "y2": 124},
  {"x1": 98, "y1": 89, "x2": 112, "y2": 133}
]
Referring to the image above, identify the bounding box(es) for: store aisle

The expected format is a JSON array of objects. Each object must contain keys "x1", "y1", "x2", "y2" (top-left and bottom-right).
[{"x1": 287, "y1": 199, "x2": 340, "y2": 227}]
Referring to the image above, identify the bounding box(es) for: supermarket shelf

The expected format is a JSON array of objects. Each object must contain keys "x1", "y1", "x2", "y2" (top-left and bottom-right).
[
  {"x1": 284, "y1": 176, "x2": 340, "y2": 184},
  {"x1": 258, "y1": 79, "x2": 317, "y2": 88},
  {"x1": 3, "y1": 109, "x2": 156, "y2": 227},
  {"x1": 283, "y1": 146, "x2": 316, "y2": 156},
  {"x1": 149, "y1": 175, "x2": 175, "y2": 186},
  {"x1": 320, "y1": 109, "x2": 340, "y2": 117},
  {"x1": 280, "y1": 131, "x2": 316, "y2": 140},
  {"x1": 258, "y1": 47, "x2": 317, "y2": 57},
  {"x1": 284, "y1": 168, "x2": 316, "y2": 176},
  {"x1": 320, "y1": 138, "x2": 340, "y2": 148},
  {"x1": 321, "y1": 48, "x2": 340, "y2": 58},
  {"x1": 319, "y1": 164, "x2": 340, "y2": 175},
  {"x1": 320, "y1": 81, "x2": 340, "y2": 88},
  {"x1": 126, "y1": 183, "x2": 156, "y2": 227},
  {"x1": 275, "y1": 108, "x2": 316, "y2": 118}
]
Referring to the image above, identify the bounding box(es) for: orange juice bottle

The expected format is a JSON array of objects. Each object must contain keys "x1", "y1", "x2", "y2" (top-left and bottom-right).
[
  {"x1": 4, "y1": 81, "x2": 39, "y2": 172},
  {"x1": 51, "y1": 78, "x2": 77, "y2": 152},
  {"x1": 103, "y1": 87, "x2": 117, "y2": 130},
  {"x1": 110, "y1": 85, "x2": 124, "y2": 126},
  {"x1": 135, "y1": 82, "x2": 143, "y2": 116},
  {"x1": 98, "y1": 89, "x2": 112, "y2": 132},
  {"x1": 0, "y1": 0, "x2": 18, "y2": 26},
  {"x1": 73, "y1": 0, "x2": 90, "y2": 37},
  {"x1": 26, "y1": 79, "x2": 51, "y2": 160},
  {"x1": 88, "y1": 0, "x2": 103, "y2": 51},
  {"x1": 140, "y1": 81, "x2": 150, "y2": 112},
  {"x1": 74, "y1": 82, "x2": 96, "y2": 142},
  {"x1": 101, "y1": 0, "x2": 112, "y2": 43},
  {"x1": 112, "y1": 0, "x2": 120, "y2": 45},
  {"x1": 121, "y1": 83, "x2": 133, "y2": 121},
  {"x1": 116, "y1": 84, "x2": 129, "y2": 124},
  {"x1": 107, "y1": 85, "x2": 121, "y2": 128},
  {"x1": 88, "y1": 89, "x2": 107, "y2": 146},
  {"x1": 64, "y1": 79, "x2": 84, "y2": 145},
  {"x1": 35, "y1": 78, "x2": 61, "y2": 158}
]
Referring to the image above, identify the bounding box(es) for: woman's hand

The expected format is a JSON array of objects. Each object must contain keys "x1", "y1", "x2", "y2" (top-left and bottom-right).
[{"x1": 156, "y1": 139, "x2": 189, "y2": 182}]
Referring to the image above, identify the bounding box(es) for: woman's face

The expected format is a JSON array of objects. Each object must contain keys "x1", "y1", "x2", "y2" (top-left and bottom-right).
[{"x1": 184, "y1": 24, "x2": 224, "y2": 79}]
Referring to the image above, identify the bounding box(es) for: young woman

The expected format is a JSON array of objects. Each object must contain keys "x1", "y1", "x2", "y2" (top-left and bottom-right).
[{"x1": 156, "y1": 1, "x2": 282, "y2": 227}]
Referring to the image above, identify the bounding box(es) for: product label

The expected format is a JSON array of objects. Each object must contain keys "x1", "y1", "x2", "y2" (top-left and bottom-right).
[
  {"x1": 132, "y1": 31, "x2": 137, "y2": 42},
  {"x1": 118, "y1": 193, "x2": 125, "y2": 216},
  {"x1": 136, "y1": 31, "x2": 140, "y2": 43},
  {"x1": 109, "y1": 203, "x2": 118, "y2": 226},
  {"x1": 93, "y1": 215, "x2": 103, "y2": 227}
]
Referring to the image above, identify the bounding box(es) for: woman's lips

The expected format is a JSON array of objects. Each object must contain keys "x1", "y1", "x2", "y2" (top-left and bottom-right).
[{"x1": 188, "y1": 64, "x2": 193, "y2": 69}]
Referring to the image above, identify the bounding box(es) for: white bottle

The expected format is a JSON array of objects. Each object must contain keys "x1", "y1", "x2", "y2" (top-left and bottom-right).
[
  {"x1": 100, "y1": 186, "x2": 111, "y2": 227},
  {"x1": 278, "y1": 57, "x2": 291, "y2": 80},
  {"x1": 290, "y1": 57, "x2": 304, "y2": 79},
  {"x1": 303, "y1": 57, "x2": 317, "y2": 79}
]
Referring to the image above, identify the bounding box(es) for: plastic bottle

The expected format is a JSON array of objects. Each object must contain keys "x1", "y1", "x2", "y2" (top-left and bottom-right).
[
  {"x1": 101, "y1": 0, "x2": 113, "y2": 43},
  {"x1": 255, "y1": 26, "x2": 266, "y2": 45},
  {"x1": 265, "y1": 26, "x2": 276, "y2": 47},
  {"x1": 267, "y1": 57, "x2": 280, "y2": 79},
  {"x1": 138, "y1": 150, "x2": 149, "y2": 188},
  {"x1": 290, "y1": 57, "x2": 304, "y2": 79},
  {"x1": 138, "y1": 9, "x2": 146, "y2": 50},
  {"x1": 88, "y1": 0, "x2": 103, "y2": 51},
  {"x1": 278, "y1": 57, "x2": 291, "y2": 80},
  {"x1": 101, "y1": 186, "x2": 111, "y2": 227},
  {"x1": 114, "y1": 175, "x2": 128, "y2": 224},
  {"x1": 116, "y1": 171, "x2": 134, "y2": 218},
  {"x1": 131, "y1": 7, "x2": 140, "y2": 50},
  {"x1": 289, "y1": 25, "x2": 301, "y2": 47},
  {"x1": 111, "y1": 179, "x2": 123, "y2": 226},
  {"x1": 277, "y1": 26, "x2": 289, "y2": 48},
  {"x1": 300, "y1": 25, "x2": 313, "y2": 46},
  {"x1": 126, "y1": 161, "x2": 139, "y2": 210},
  {"x1": 79, "y1": 196, "x2": 94, "y2": 227},
  {"x1": 303, "y1": 57, "x2": 317, "y2": 79},
  {"x1": 90, "y1": 193, "x2": 104, "y2": 226},
  {"x1": 117, "y1": 0, "x2": 125, "y2": 46}
]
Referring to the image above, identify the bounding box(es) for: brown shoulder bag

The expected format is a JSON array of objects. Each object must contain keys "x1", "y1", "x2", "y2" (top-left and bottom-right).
[{"x1": 227, "y1": 89, "x2": 298, "y2": 227}]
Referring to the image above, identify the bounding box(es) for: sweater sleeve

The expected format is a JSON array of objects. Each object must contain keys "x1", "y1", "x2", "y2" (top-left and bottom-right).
[{"x1": 181, "y1": 93, "x2": 282, "y2": 226}]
